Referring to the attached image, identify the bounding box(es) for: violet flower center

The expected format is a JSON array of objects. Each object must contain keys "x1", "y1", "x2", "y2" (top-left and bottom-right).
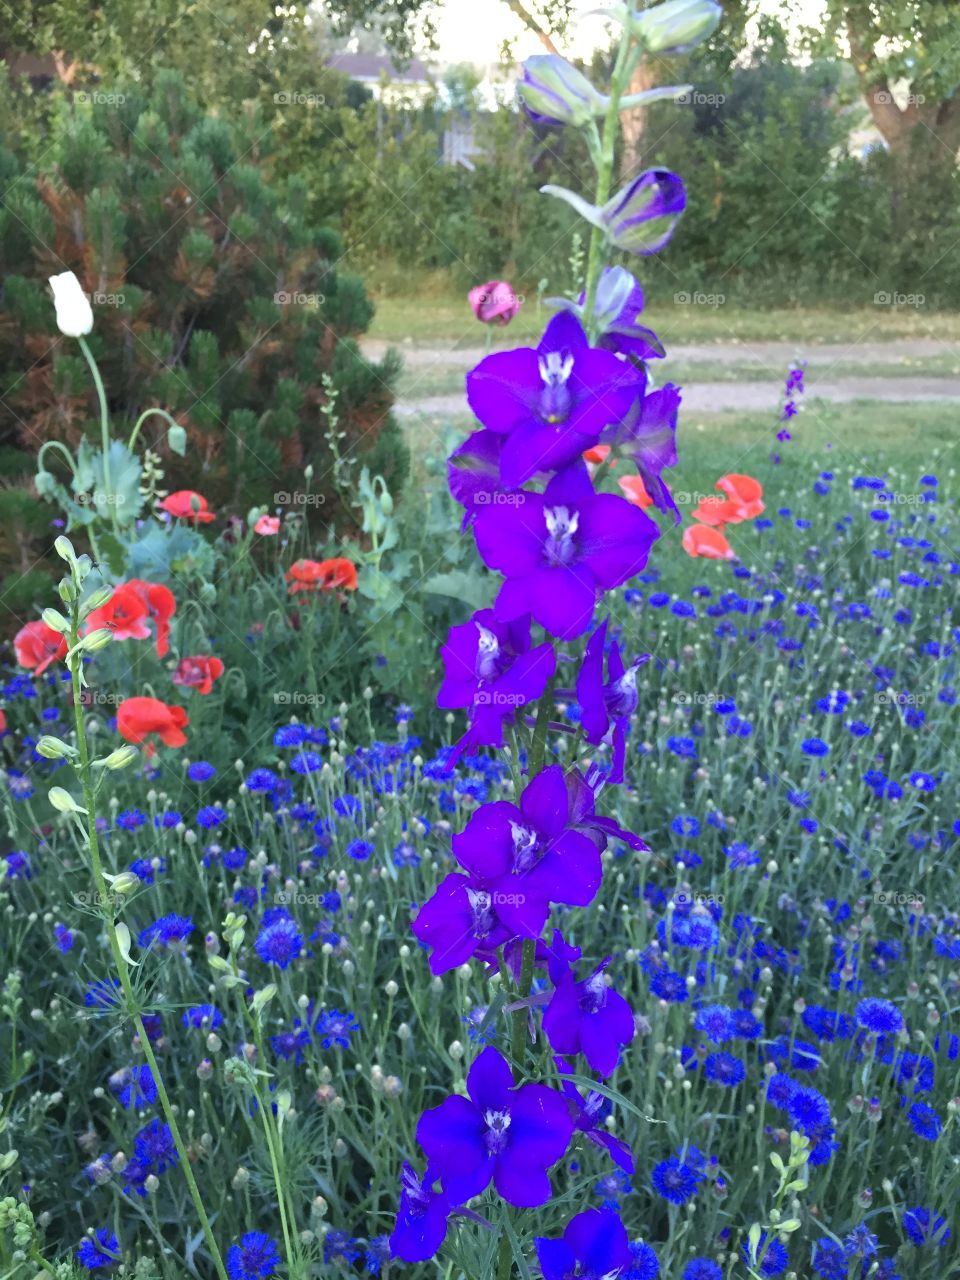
[
  {"x1": 603, "y1": 662, "x2": 642, "y2": 718},
  {"x1": 482, "y1": 1107, "x2": 512, "y2": 1154},
  {"x1": 399, "y1": 1165, "x2": 430, "y2": 1218},
  {"x1": 475, "y1": 624, "x2": 505, "y2": 682},
  {"x1": 509, "y1": 820, "x2": 542, "y2": 873},
  {"x1": 466, "y1": 887, "x2": 495, "y2": 938},
  {"x1": 579, "y1": 971, "x2": 607, "y2": 1015},
  {"x1": 544, "y1": 506, "x2": 579, "y2": 566},
  {"x1": 537, "y1": 351, "x2": 575, "y2": 424}
]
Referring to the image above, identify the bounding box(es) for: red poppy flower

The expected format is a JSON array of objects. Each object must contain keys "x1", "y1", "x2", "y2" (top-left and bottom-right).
[
  {"x1": 0, "y1": 709, "x2": 6, "y2": 735},
  {"x1": 117, "y1": 696, "x2": 189, "y2": 750},
  {"x1": 84, "y1": 584, "x2": 152, "y2": 643},
  {"x1": 128, "y1": 580, "x2": 177, "y2": 658},
  {"x1": 717, "y1": 473, "x2": 764, "y2": 519},
  {"x1": 159, "y1": 490, "x2": 215, "y2": 524},
  {"x1": 171, "y1": 656, "x2": 225, "y2": 695},
  {"x1": 255, "y1": 515, "x2": 281, "y2": 535},
  {"x1": 15, "y1": 620, "x2": 68, "y2": 674},
  {"x1": 617, "y1": 474, "x2": 654, "y2": 508},
  {"x1": 682, "y1": 524, "x2": 736, "y2": 560},
  {"x1": 689, "y1": 494, "x2": 740, "y2": 527},
  {"x1": 582, "y1": 444, "x2": 612, "y2": 466},
  {"x1": 286, "y1": 557, "x2": 359, "y2": 594}
]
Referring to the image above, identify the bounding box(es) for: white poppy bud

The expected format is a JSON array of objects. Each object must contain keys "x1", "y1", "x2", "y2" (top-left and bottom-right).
[{"x1": 48, "y1": 271, "x2": 94, "y2": 337}]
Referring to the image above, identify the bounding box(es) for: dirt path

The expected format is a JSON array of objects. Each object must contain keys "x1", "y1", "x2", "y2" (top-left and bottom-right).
[
  {"x1": 364, "y1": 338, "x2": 960, "y2": 416},
  {"x1": 393, "y1": 376, "x2": 960, "y2": 420}
]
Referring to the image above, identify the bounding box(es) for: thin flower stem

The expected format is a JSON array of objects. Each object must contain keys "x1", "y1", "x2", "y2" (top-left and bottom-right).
[
  {"x1": 66, "y1": 594, "x2": 230, "y2": 1280},
  {"x1": 77, "y1": 336, "x2": 120, "y2": 536},
  {"x1": 128, "y1": 406, "x2": 181, "y2": 453}
]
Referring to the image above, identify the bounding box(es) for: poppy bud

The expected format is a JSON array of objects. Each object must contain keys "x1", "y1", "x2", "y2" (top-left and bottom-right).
[
  {"x1": 48, "y1": 271, "x2": 94, "y2": 338},
  {"x1": 629, "y1": 0, "x2": 722, "y2": 54}
]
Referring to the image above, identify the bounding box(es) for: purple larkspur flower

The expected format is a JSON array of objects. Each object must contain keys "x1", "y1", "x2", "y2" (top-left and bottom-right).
[
  {"x1": 535, "y1": 1208, "x2": 632, "y2": 1280},
  {"x1": 475, "y1": 462, "x2": 659, "y2": 641},
  {"x1": 565, "y1": 764, "x2": 650, "y2": 854},
  {"x1": 542, "y1": 169, "x2": 686, "y2": 256},
  {"x1": 465, "y1": 312, "x2": 644, "y2": 488},
  {"x1": 437, "y1": 610, "x2": 555, "y2": 754},
  {"x1": 576, "y1": 617, "x2": 649, "y2": 783},
  {"x1": 446, "y1": 429, "x2": 510, "y2": 528},
  {"x1": 416, "y1": 1046, "x2": 573, "y2": 1206},
  {"x1": 451, "y1": 764, "x2": 603, "y2": 928},
  {"x1": 543, "y1": 955, "x2": 635, "y2": 1077},
  {"x1": 412, "y1": 871, "x2": 520, "y2": 974},
  {"x1": 389, "y1": 1163, "x2": 453, "y2": 1262},
  {"x1": 551, "y1": 266, "x2": 665, "y2": 361},
  {"x1": 601, "y1": 383, "x2": 682, "y2": 521},
  {"x1": 558, "y1": 1059, "x2": 635, "y2": 1173}
]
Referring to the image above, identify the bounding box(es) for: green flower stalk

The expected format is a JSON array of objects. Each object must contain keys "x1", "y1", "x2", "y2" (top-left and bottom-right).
[{"x1": 49, "y1": 535, "x2": 230, "y2": 1280}]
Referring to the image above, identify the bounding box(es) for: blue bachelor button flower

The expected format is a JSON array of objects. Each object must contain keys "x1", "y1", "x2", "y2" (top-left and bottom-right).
[
  {"x1": 703, "y1": 1052, "x2": 745, "y2": 1086},
  {"x1": 855, "y1": 998, "x2": 903, "y2": 1035},
  {"x1": 315, "y1": 1008, "x2": 360, "y2": 1049},
  {"x1": 670, "y1": 815, "x2": 701, "y2": 838},
  {"x1": 115, "y1": 808, "x2": 147, "y2": 831},
  {"x1": 625, "y1": 1238, "x2": 659, "y2": 1279},
  {"x1": 692, "y1": 1004, "x2": 735, "y2": 1044},
  {"x1": 812, "y1": 1239, "x2": 846, "y2": 1279},
  {"x1": 666, "y1": 736, "x2": 697, "y2": 759},
  {"x1": 138, "y1": 914, "x2": 193, "y2": 948},
  {"x1": 290, "y1": 750, "x2": 323, "y2": 774},
  {"x1": 907, "y1": 1101, "x2": 942, "y2": 1141},
  {"x1": 273, "y1": 724, "x2": 306, "y2": 748},
  {"x1": 187, "y1": 761, "x2": 216, "y2": 782},
  {"x1": 723, "y1": 841, "x2": 759, "y2": 869},
  {"x1": 649, "y1": 969, "x2": 688, "y2": 1002},
  {"x1": 648, "y1": 592, "x2": 670, "y2": 607},
  {"x1": 683, "y1": 1262, "x2": 722, "y2": 1280},
  {"x1": 908, "y1": 771, "x2": 937, "y2": 792},
  {"x1": 801, "y1": 737, "x2": 829, "y2": 756},
  {"x1": 323, "y1": 1231, "x2": 361, "y2": 1265},
  {"x1": 742, "y1": 1231, "x2": 788, "y2": 1275},
  {"x1": 245, "y1": 768, "x2": 278, "y2": 792},
  {"x1": 346, "y1": 839, "x2": 374, "y2": 861},
  {"x1": 196, "y1": 805, "x2": 226, "y2": 828},
  {"x1": 182, "y1": 1004, "x2": 223, "y2": 1030},
  {"x1": 651, "y1": 1153, "x2": 704, "y2": 1204},
  {"x1": 133, "y1": 1118, "x2": 179, "y2": 1174},
  {"x1": 255, "y1": 913, "x2": 302, "y2": 969},
  {"x1": 903, "y1": 1205, "x2": 951, "y2": 1247},
  {"x1": 76, "y1": 1228, "x2": 120, "y2": 1270},
  {"x1": 226, "y1": 1231, "x2": 280, "y2": 1280}
]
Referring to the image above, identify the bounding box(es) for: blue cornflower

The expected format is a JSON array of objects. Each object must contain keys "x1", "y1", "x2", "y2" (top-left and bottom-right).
[
  {"x1": 649, "y1": 969, "x2": 688, "y2": 1003},
  {"x1": 667, "y1": 736, "x2": 697, "y2": 759},
  {"x1": 346, "y1": 839, "x2": 374, "y2": 861},
  {"x1": 855, "y1": 998, "x2": 903, "y2": 1035},
  {"x1": 84, "y1": 977, "x2": 121, "y2": 1012},
  {"x1": 903, "y1": 1206, "x2": 951, "y2": 1247},
  {"x1": 315, "y1": 1008, "x2": 360, "y2": 1049},
  {"x1": 724, "y1": 841, "x2": 760, "y2": 869},
  {"x1": 133, "y1": 1119, "x2": 179, "y2": 1175},
  {"x1": 625, "y1": 1239, "x2": 660, "y2": 1279},
  {"x1": 138, "y1": 914, "x2": 193, "y2": 949},
  {"x1": 703, "y1": 1052, "x2": 745, "y2": 1086},
  {"x1": 742, "y1": 1231, "x2": 788, "y2": 1275},
  {"x1": 109, "y1": 1065, "x2": 157, "y2": 1110},
  {"x1": 273, "y1": 724, "x2": 306, "y2": 748},
  {"x1": 801, "y1": 738, "x2": 829, "y2": 756},
  {"x1": 291, "y1": 751, "x2": 323, "y2": 774},
  {"x1": 182, "y1": 1004, "x2": 223, "y2": 1030},
  {"x1": 786, "y1": 1085, "x2": 830, "y2": 1135},
  {"x1": 4, "y1": 851, "x2": 30, "y2": 879},
  {"x1": 693, "y1": 1005, "x2": 735, "y2": 1044},
  {"x1": 245, "y1": 768, "x2": 279, "y2": 792},
  {"x1": 907, "y1": 1101, "x2": 942, "y2": 1141},
  {"x1": 255, "y1": 913, "x2": 303, "y2": 969},
  {"x1": 670, "y1": 815, "x2": 701, "y2": 838},
  {"x1": 683, "y1": 1262, "x2": 722, "y2": 1280},
  {"x1": 115, "y1": 808, "x2": 147, "y2": 831},
  {"x1": 323, "y1": 1231, "x2": 361, "y2": 1265},
  {"x1": 226, "y1": 1231, "x2": 280, "y2": 1279},
  {"x1": 196, "y1": 805, "x2": 227, "y2": 828},
  {"x1": 364, "y1": 1236, "x2": 391, "y2": 1274},
  {"x1": 651, "y1": 1154, "x2": 704, "y2": 1204},
  {"x1": 54, "y1": 922, "x2": 74, "y2": 953},
  {"x1": 908, "y1": 771, "x2": 937, "y2": 792},
  {"x1": 842, "y1": 1224, "x2": 878, "y2": 1260},
  {"x1": 811, "y1": 1239, "x2": 845, "y2": 1279},
  {"x1": 187, "y1": 762, "x2": 217, "y2": 782},
  {"x1": 593, "y1": 1168, "x2": 632, "y2": 1209},
  {"x1": 847, "y1": 720, "x2": 871, "y2": 737},
  {"x1": 76, "y1": 1228, "x2": 120, "y2": 1270}
]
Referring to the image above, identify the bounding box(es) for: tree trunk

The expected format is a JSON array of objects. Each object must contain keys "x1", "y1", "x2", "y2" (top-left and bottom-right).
[{"x1": 620, "y1": 58, "x2": 661, "y2": 181}]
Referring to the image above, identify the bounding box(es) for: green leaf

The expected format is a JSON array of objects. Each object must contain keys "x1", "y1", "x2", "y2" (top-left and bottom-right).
[{"x1": 422, "y1": 570, "x2": 497, "y2": 611}]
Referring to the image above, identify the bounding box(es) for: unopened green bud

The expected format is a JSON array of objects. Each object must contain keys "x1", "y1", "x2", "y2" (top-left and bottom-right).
[
  {"x1": 41, "y1": 608, "x2": 70, "y2": 634},
  {"x1": 629, "y1": 0, "x2": 722, "y2": 54},
  {"x1": 48, "y1": 787, "x2": 86, "y2": 815},
  {"x1": 78, "y1": 628, "x2": 113, "y2": 653},
  {"x1": 36, "y1": 736, "x2": 77, "y2": 760},
  {"x1": 92, "y1": 744, "x2": 138, "y2": 771}
]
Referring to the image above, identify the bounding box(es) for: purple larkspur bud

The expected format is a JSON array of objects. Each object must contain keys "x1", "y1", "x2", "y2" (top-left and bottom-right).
[
  {"x1": 518, "y1": 55, "x2": 606, "y2": 126},
  {"x1": 629, "y1": 0, "x2": 723, "y2": 54},
  {"x1": 542, "y1": 169, "x2": 686, "y2": 257}
]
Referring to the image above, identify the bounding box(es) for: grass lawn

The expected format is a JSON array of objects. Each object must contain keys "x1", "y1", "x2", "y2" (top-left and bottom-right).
[{"x1": 366, "y1": 276, "x2": 960, "y2": 348}]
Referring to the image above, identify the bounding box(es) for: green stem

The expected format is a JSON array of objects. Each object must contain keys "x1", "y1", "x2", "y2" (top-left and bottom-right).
[
  {"x1": 77, "y1": 336, "x2": 119, "y2": 535},
  {"x1": 582, "y1": 30, "x2": 640, "y2": 338},
  {"x1": 128, "y1": 406, "x2": 181, "y2": 453},
  {"x1": 66, "y1": 598, "x2": 230, "y2": 1280}
]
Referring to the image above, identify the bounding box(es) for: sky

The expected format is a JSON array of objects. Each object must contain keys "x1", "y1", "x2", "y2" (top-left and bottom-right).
[{"x1": 428, "y1": 0, "x2": 828, "y2": 68}]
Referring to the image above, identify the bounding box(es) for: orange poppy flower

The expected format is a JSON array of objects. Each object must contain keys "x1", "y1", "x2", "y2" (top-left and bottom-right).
[
  {"x1": 689, "y1": 495, "x2": 741, "y2": 527},
  {"x1": 255, "y1": 515, "x2": 281, "y2": 535},
  {"x1": 84, "y1": 584, "x2": 152, "y2": 643},
  {"x1": 159, "y1": 490, "x2": 215, "y2": 524},
  {"x1": 15, "y1": 620, "x2": 68, "y2": 674},
  {"x1": 286, "y1": 557, "x2": 359, "y2": 594},
  {"x1": 117, "y1": 696, "x2": 189, "y2": 750},
  {"x1": 716, "y1": 473, "x2": 765, "y2": 521},
  {"x1": 617, "y1": 474, "x2": 654, "y2": 508},
  {"x1": 171, "y1": 656, "x2": 225, "y2": 695},
  {"x1": 682, "y1": 524, "x2": 736, "y2": 560},
  {"x1": 582, "y1": 444, "x2": 612, "y2": 465},
  {"x1": 127, "y1": 580, "x2": 177, "y2": 658}
]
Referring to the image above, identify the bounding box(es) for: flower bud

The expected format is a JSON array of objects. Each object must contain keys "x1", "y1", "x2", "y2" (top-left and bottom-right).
[
  {"x1": 48, "y1": 271, "x2": 94, "y2": 338},
  {"x1": 518, "y1": 55, "x2": 606, "y2": 126},
  {"x1": 629, "y1": 0, "x2": 722, "y2": 54}
]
